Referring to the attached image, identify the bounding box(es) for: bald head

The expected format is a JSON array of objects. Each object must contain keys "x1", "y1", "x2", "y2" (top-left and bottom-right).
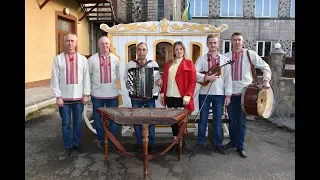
[{"x1": 98, "y1": 36, "x2": 111, "y2": 55}]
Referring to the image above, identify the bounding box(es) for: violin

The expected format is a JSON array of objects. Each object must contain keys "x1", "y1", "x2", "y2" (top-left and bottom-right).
[{"x1": 199, "y1": 60, "x2": 235, "y2": 86}]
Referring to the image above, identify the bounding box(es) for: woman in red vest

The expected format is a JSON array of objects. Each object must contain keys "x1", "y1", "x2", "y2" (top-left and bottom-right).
[{"x1": 160, "y1": 41, "x2": 197, "y2": 151}]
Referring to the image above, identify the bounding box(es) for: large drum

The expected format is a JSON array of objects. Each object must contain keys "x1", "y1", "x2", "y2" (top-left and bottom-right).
[{"x1": 241, "y1": 83, "x2": 275, "y2": 119}]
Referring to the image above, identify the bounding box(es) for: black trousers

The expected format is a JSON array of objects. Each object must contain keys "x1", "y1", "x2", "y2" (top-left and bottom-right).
[{"x1": 166, "y1": 97, "x2": 184, "y2": 136}]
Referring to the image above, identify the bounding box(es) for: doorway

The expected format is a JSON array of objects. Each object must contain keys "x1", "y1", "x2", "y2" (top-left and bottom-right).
[
  {"x1": 191, "y1": 43, "x2": 201, "y2": 63},
  {"x1": 155, "y1": 42, "x2": 173, "y2": 74},
  {"x1": 56, "y1": 11, "x2": 77, "y2": 55}
]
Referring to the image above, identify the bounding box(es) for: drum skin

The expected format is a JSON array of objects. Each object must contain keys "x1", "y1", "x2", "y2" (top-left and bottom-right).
[
  {"x1": 241, "y1": 83, "x2": 275, "y2": 119},
  {"x1": 241, "y1": 84, "x2": 260, "y2": 117}
]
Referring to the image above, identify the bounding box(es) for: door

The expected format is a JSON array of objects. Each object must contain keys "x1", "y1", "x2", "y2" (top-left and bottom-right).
[
  {"x1": 57, "y1": 17, "x2": 74, "y2": 54},
  {"x1": 192, "y1": 44, "x2": 200, "y2": 63}
]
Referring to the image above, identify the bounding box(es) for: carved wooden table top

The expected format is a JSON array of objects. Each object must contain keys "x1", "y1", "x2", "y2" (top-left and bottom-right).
[{"x1": 97, "y1": 107, "x2": 190, "y2": 125}]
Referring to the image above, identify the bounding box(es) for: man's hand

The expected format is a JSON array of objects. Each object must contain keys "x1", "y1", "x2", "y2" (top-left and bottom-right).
[
  {"x1": 262, "y1": 80, "x2": 270, "y2": 89},
  {"x1": 56, "y1": 97, "x2": 64, "y2": 107},
  {"x1": 126, "y1": 82, "x2": 130, "y2": 89},
  {"x1": 205, "y1": 73, "x2": 219, "y2": 82},
  {"x1": 82, "y1": 95, "x2": 89, "y2": 105},
  {"x1": 155, "y1": 79, "x2": 163, "y2": 86},
  {"x1": 224, "y1": 96, "x2": 231, "y2": 106}
]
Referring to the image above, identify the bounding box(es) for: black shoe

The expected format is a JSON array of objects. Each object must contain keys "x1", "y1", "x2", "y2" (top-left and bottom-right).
[
  {"x1": 237, "y1": 149, "x2": 248, "y2": 158},
  {"x1": 73, "y1": 145, "x2": 85, "y2": 153},
  {"x1": 136, "y1": 144, "x2": 142, "y2": 152},
  {"x1": 223, "y1": 141, "x2": 235, "y2": 149},
  {"x1": 64, "y1": 148, "x2": 72, "y2": 156},
  {"x1": 148, "y1": 144, "x2": 156, "y2": 153},
  {"x1": 214, "y1": 146, "x2": 227, "y2": 155},
  {"x1": 97, "y1": 141, "x2": 104, "y2": 149},
  {"x1": 207, "y1": 144, "x2": 227, "y2": 155},
  {"x1": 194, "y1": 143, "x2": 206, "y2": 151}
]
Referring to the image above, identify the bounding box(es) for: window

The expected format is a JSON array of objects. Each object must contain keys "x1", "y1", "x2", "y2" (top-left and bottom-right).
[
  {"x1": 290, "y1": 0, "x2": 295, "y2": 17},
  {"x1": 255, "y1": 0, "x2": 278, "y2": 17},
  {"x1": 140, "y1": 0, "x2": 148, "y2": 21},
  {"x1": 220, "y1": 0, "x2": 243, "y2": 17},
  {"x1": 256, "y1": 41, "x2": 272, "y2": 57},
  {"x1": 158, "y1": 0, "x2": 164, "y2": 20},
  {"x1": 255, "y1": 41, "x2": 272, "y2": 76},
  {"x1": 222, "y1": 40, "x2": 232, "y2": 54},
  {"x1": 290, "y1": 41, "x2": 295, "y2": 57},
  {"x1": 190, "y1": 0, "x2": 209, "y2": 17}
]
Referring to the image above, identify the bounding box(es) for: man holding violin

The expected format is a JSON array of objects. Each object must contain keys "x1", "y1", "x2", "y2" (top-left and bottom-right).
[{"x1": 194, "y1": 34, "x2": 233, "y2": 155}]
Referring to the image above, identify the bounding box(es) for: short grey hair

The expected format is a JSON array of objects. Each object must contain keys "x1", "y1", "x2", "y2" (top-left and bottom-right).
[{"x1": 64, "y1": 33, "x2": 78, "y2": 41}]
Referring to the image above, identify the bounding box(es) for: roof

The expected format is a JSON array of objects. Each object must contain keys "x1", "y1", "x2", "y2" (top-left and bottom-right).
[{"x1": 40, "y1": 0, "x2": 123, "y2": 24}]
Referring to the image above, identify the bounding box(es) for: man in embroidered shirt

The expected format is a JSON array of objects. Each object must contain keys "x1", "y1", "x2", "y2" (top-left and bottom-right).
[
  {"x1": 125, "y1": 42, "x2": 162, "y2": 153},
  {"x1": 194, "y1": 34, "x2": 232, "y2": 155},
  {"x1": 224, "y1": 32, "x2": 271, "y2": 158},
  {"x1": 51, "y1": 33, "x2": 90, "y2": 156},
  {"x1": 88, "y1": 36, "x2": 122, "y2": 149}
]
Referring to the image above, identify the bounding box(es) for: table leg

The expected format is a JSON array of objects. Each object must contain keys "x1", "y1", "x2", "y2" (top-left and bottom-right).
[
  {"x1": 104, "y1": 120, "x2": 109, "y2": 160},
  {"x1": 177, "y1": 121, "x2": 183, "y2": 161},
  {"x1": 142, "y1": 124, "x2": 149, "y2": 179}
]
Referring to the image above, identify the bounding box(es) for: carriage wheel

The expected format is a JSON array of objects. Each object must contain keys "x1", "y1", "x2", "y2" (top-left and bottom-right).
[{"x1": 83, "y1": 102, "x2": 97, "y2": 134}]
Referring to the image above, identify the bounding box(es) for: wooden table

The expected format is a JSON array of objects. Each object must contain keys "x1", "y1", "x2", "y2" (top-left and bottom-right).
[{"x1": 97, "y1": 107, "x2": 190, "y2": 179}]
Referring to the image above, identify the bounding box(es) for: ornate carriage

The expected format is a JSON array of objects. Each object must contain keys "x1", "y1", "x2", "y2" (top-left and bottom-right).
[{"x1": 83, "y1": 18, "x2": 230, "y2": 137}]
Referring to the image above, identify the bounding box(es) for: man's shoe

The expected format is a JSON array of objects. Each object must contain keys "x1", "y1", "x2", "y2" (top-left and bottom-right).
[
  {"x1": 97, "y1": 141, "x2": 104, "y2": 149},
  {"x1": 73, "y1": 145, "x2": 85, "y2": 153},
  {"x1": 64, "y1": 148, "x2": 72, "y2": 156},
  {"x1": 210, "y1": 145, "x2": 227, "y2": 155},
  {"x1": 136, "y1": 144, "x2": 142, "y2": 152},
  {"x1": 223, "y1": 141, "x2": 235, "y2": 149},
  {"x1": 194, "y1": 143, "x2": 206, "y2": 151},
  {"x1": 237, "y1": 149, "x2": 248, "y2": 158}
]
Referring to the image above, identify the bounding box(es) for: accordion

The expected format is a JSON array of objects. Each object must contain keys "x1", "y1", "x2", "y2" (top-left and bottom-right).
[{"x1": 127, "y1": 66, "x2": 161, "y2": 99}]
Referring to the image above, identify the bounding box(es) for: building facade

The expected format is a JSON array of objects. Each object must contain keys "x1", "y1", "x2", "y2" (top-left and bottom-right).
[
  {"x1": 116, "y1": 0, "x2": 295, "y2": 58},
  {"x1": 25, "y1": 0, "x2": 91, "y2": 89}
]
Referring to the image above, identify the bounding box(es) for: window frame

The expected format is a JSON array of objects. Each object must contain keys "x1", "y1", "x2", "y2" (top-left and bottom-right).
[
  {"x1": 255, "y1": 40, "x2": 273, "y2": 57},
  {"x1": 255, "y1": 0, "x2": 279, "y2": 18},
  {"x1": 290, "y1": 0, "x2": 295, "y2": 17},
  {"x1": 290, "y1": 41, "x2": 295, "y2": 57},
  {"x1": 222, "y1": 40, "x2": 232, "y2": 55},
  {"x1": 190, "y1": 0, "x2": 209, "y2": 17},
  {"x1": 220, "y1": 0, "x2": 244, "y2": 17}
]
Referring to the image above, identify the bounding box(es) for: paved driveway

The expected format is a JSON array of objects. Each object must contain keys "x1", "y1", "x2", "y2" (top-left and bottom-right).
[{"x1": 25, "y1": 108, "x2": 295, "y2": 180}]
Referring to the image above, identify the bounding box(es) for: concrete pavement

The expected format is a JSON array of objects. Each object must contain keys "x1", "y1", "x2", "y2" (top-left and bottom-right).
[
  {"x1": 25, "y1": 107, "x2": 295, "y2": 180},
  {"x1": 25, "y1": 86, "x2": 55, "y2": 118}
]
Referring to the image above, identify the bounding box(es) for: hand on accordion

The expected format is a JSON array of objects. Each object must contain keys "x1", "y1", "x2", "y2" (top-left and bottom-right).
[
  {"x1": 126, "y1": 82, "x2": 130, "y2": 89},
  {"x1": 155, "y1": 79, "x2": 163, "y2": 87}
]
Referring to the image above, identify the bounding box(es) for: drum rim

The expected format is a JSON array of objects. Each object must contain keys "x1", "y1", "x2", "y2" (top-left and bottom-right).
[
  {"x1": 257, "y1": 85, "x2": 276, "y2": 119},
  {"x1": 240, "y1": 83, "x2": 276, "y2": 119}
]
